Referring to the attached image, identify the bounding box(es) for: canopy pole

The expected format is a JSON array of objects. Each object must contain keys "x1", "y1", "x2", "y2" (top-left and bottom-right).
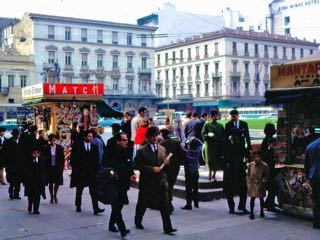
[{"x1": 50, "y1": 104, "x2": 56, "y2": 134}]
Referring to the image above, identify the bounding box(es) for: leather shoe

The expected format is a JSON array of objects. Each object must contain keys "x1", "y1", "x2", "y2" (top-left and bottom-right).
[
  {"x1": 109, "y1": 226, "x2": 119, "y2": 233},
  {"x1": 9, "y1": 194, "x2": 14, "y2": 200},
  {"x1": 120, "y1": 229, "x2": 130, "y2": 237},
  {"x1": 94, "y1": 208, "x2": 105, "y2": 215},
  {"x1": 14, "y1": 196, "x2": 21, "y2": 200},
  {"x1": 164, "y1": 231, "x2": 175, "y2": 235},
  {"x1": 76, "y1": 207, "x2": 81, "y2": 212},
  {"x1": 33, "y1": 211, "x2": 40, "y2": 215},
  {"x1": 238, "y1": 208, "x2": 250, "y2": 214},
  {"x1": 229, "y1": 210, "x2": 235, "y2": 214},
  {"x1": 168, "y1": 228, "x2": 177, "y2": 233},
  {"x1": 135, "y1": 223, "x2": 144, "y2": 230},
  {"x1": 181, "y1": 205, "x2": 192, "y2": 210},
  {"x1": 28, "y1": 205, "x2": 32, "y2": 213},
  {"x1": 194, "y1": 202, "x2": 199, "y2": 208}
]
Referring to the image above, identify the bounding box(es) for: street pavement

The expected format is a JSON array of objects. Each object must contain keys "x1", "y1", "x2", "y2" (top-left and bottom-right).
[{"x1": 0, "y1": 170, "x2": 319, "y2": 240}]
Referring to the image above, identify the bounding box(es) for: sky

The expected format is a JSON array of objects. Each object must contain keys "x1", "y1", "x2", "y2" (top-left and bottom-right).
[{"x1": 0, "y1": 0, "x2": 271, "y2": 25}]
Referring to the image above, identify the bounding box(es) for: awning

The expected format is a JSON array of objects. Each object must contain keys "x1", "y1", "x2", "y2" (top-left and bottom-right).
[
  {"x1": 193, "y1": 101, "x2": 218, "y2": 107},
  {"x1": 265, "y1": 87, "x2": 320, "y2": 104},
  {"x1": 23, "y1": 99, "x2": 123, "y2": 118}
]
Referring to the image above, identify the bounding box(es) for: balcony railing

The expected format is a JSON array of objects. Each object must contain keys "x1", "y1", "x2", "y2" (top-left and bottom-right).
[
  {"x1": 195, "y1": 55, "x2": 200, "y2": 60},
  {"x1": 212, "y1": 72, "x2": 222, "y2": 79},
  {"x1": 214, "y1": 51, "x2": 219, "y2": 57},
  {"x1": 187, "y1": 76, "x2": 193, "y2": 82},
  {"x1": 204, "y1": 73, "x2": 210, "y2": 80},
  {"x1": 196, "y1": 74, "x2": 201, "y2": 81},
  {"x1": 43, "y1": 63, "x2": 55, "y2": 71},
  {"x1": 180, "y1": 76, "x2": 185, "y2": 83},
  {"x1": 230, "y1": 71, "x2": 241, "y2": 77},
  {"x1": 0, "y1": 87, "x2": 9, "y2": 95},
  {"x1": 96, "y1": 66, "x2": 104, "y2": 71},
  {"x1": 138, "y1": 68, "x2": 152, "y2": 74},
  {"x1": 64, "y1": 65, "x2": 73, "y2": 71},
  {"x1": 155, "y1": 79, "x2": 163, "y2": 85},
  {"x1": 80, "y1": 65, "x2": 89, "y2": 71},
  {"x1": 126, "y1": 68, "x2": 134, "y2": 73}
]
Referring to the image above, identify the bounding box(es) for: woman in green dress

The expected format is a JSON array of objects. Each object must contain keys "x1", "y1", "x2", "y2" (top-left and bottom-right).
[{"x1": 201, "y1": 109, "x2": 225, "y2": 181}]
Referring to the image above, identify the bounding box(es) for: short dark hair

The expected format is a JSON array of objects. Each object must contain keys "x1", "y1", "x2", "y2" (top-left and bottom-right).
[
  {"x1": 186, "y1": 112, "x2": 192, "y2": 118},
  {"x1": 124, "y1": 111, "x2": 131, "y2": 117},
  {"x1": 111, "y1": 123, "x2": 121, "y2": 133},
  {"x1": 210, "y1": 109, "x2": 218, "y2": 117},
  {"x1": 30, "y1": 125, "x2": 38, "y2": 133},
  {"x1": 201, "y1": 112, "x2": 208, "y2": 118},
  {"x1": 160, "y1": 128, "x2": 171, "y2": 139},
  {"x1": 146, "y1": 126, "x2": 160, "y2": 137},
  {"x1": 230, "y1": 109, "x2": 239, "y2": 116},
  {"x1": 48, "y1": 134, "x2": 57, "y2": 141},
  {"x1": 138, "y1": 107, "x2": 147, "y2": 114},
  {"x1": 252, "y1": 151, "x2": 262, "y2": 157},
  {"x1": 83, "y1": 129, "x2": 93, "y2": 137},
  {"x1": 114, "y1": 132, "x2": 127, "y2": 142},
  {"x1": 192, "y1": 112, "x2": 198, "y2": 118}
]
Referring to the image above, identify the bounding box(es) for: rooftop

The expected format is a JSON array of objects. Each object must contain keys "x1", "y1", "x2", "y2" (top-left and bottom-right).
[
  {"x1": 156, "y1": 28, "x2": 319, "y2": 51},
  {"x1": 27, "y1": 13, "x2": 157, "y2": 32}
]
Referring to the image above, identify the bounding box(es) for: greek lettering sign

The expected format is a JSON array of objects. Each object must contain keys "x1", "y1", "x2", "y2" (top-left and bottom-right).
[
  {"x1": 22, "y1": 83, "x2": 44, "y2": 100},
  {"x1": 270, "y1": 61, "x2": 320, "y2": 88}
]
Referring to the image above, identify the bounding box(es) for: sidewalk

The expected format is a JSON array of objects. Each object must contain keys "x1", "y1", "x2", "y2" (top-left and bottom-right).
[{"x1": 0, "y1": 170, "x2": 319, "y2": 240}]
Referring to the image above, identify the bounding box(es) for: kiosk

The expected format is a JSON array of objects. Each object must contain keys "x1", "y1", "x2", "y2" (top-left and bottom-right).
[{"x1": 265, "y1": 58, "x2": 320, "y2": 218}]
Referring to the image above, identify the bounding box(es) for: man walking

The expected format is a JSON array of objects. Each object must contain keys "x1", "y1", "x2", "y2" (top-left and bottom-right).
[
  {"x1": 134, "y1": 126, "x2": 177, "y2": 235},
  {"x1": 70, "y1": 130, "x2": 104, "y2": 215},
  {"x1": 0, "y1": 127, "x2": 7, "y2": 185},
  {"x1": 305, "y1": 137, "x2": 320, "y2": 229}
]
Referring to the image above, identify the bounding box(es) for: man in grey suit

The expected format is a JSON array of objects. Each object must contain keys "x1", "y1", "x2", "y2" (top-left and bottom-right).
[{"x1": 134, "y1": 126, "x2": 177, "y2": 235}]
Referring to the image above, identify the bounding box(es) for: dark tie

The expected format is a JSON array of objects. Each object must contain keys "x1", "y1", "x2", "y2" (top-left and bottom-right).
[{"x1": 153, "y1": 144, "x2": 158, "y2": 159}]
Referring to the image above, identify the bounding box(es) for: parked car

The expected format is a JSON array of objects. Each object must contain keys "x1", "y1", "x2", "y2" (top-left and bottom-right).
[
  {"x1": 0, "y1": 123, "x2": 24, "y2": 138},
  {"x1": 153, "y1": 115, "x2": 167, "y2": 126},
  {"x1": 98, "y1": 118, "x2": 122, "y2": 127}
]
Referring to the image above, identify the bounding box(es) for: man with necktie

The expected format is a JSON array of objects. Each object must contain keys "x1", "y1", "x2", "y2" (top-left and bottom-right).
[
  {"x1": 134, "y1": 126, "x2": 177, "y2": 235},
  {"x1": 24, "y1": 147, "x2": 46, "y2": 214},
  {"x1": 70, "y1": 129, "x2": 104, "y2": 215}
]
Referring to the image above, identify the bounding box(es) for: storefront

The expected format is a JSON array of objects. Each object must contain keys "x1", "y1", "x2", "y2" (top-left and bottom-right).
[
  {"x1": 265, "y1": 58, "x2": 320, "y2": 218},
  {"x1": 22, "y1": 83, "x2": 122, "y2": 146}
]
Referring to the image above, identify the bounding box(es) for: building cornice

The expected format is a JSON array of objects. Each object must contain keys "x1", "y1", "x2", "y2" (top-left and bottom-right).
[
  {"x1": 28, "y1": 13, "x2": 157, "y2": 32},
  {"x1": 156, "y1": 28, "x2": 319, "y2": 51}
]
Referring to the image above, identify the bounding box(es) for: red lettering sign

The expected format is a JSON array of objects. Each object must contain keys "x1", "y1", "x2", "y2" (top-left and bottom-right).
[
  {"x1": 43, "y1": 84, "x2": 104, "y2": 95},
  {"x1": 277, "y1": 62, "x2": 320, "y2": 77}
]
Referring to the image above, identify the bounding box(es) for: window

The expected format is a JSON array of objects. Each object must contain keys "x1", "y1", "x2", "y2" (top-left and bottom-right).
[
  {"x1": 244, "y1": 43, "x2": 249, "y2": 56},
  {"x1": 172, "y1": 69, "x2": 176, "y2": 80},
  {"x1": 128, "y1": 80, "x2": 133, "y2": 92},
  {"x1": 284, "y1": 16, "x2": 290, "y2": 25},
  {"x1": 97, "y1": 54, "x2": 103, "y2": 67},
  {"x1": 188, "y1": 48, "x2": 191, "y2": 60},
  {"x1": 172, "y1": 86, "x2": 176, "y2": 98},
  {"x1": 97, "y1": 30, "x2": 103, "y2": 43},
  {"x1": 188, "y1": 66, "x2": 192, "y2": 77},
  {"x1": 264, "y1": 82, "x2": 268, "y2": 90},
  {"x1": 180, "y1": 86, "x2": 184, "y2": 95},
  {"x1": 232, "y1": 61, "x2": 237, "y2": 72},
  {"x1": 127, "y1": 33, "x2": 132, "y2": 45},
  {"x1": 8, "y1": 75, "x2": 14, "y2": 87},
  {"x1": 214, "y1": 42, "x2": 219, "y2": 55},
  {"x1": 48, "y1": 25, "x2": 54, "y2": 39},
  {"x1": 255, "y1": 82, "x2": 259, "y2": 94},
  {"x1": 127, "y1": 56, "x2": 133, "y2": 69},
  {"x1": 172, "y1": 51, "x2": 176, "y2": 63},
  {"x1": 204, "y1": 64, "x2": 208, "y2": 75},
  {"x1": 232, "y1": 42, "x2": 237, "y2": 55},
  {"x1": 81, "y1": 29, "x2": 87, "y2": 42},
  {"x1": 65, "y1": 27, "x2": 71, "y2": 41},
  {"x1": 245, "y1": 82, "x2": 249, "y2": 92},
  {"x1": 81, "y1": 53, "x2": 88, "y2": 66},
  {"x1": 300, "y1": 49, "x2": 304, "y2": 58},
  {"x1": 165, "y1": 53, "x2": 168, "y2": 64},
  {"x1": 254, "y1": 44, "x2": 259, "y2": 56},
  {"x1": 254, "y1": 63, "x2": 259, "y2": 74},
  {"x1": 244, "y1": 62, "x2": 249, "y2": 74},
  {"x1": 48, "y1": 51, "x2": 55, "y2": 64},
  {"x1": 310, "y1": 49, "x2": 314, "y2": 55},
  {"x1": 196, "y1": 65, "x2": 200, "y2": 76},
  {"x1": 0, "y1": 75, "x2": 2, "y2": 89},
  {"x1": 112, "y1": 55, "x2": 118, "y2": 68},
  {"x1": 157, "y1": 70, "x2": 161, "y2": 80},
  {"x1": 196, "y1": 84, "x2": 200, "y2": 96},
  {"x1": 165, "y1": 87, "x2": 169, "y2": 97},
  {"x1": 157, "y1": 54, "x2": 160, "y2": 66},
  {"x1": 292, "y1": 48, "x2": 296, "y2": 59},
  {"x1": 214, "y1": 62, "x2": 219, "y2": 74},
  {"x1": 20, "y1": 75, "x2": 27, "y2": 87},
  {"x1": 273, "y1": 46, "x2": 278, "y2": 58},
  {"x1": 283, "y1": 47, "x2": 287, "y2": 59},
  {"x1": 180, "y1": 50, "x2": 183, "y2": 61},
  {"x1": 141, "y1": 57, "x2": 147, "y2": 69},
  {"x1": 205, "y1": 83, "x2": 209, "y2": 95},
  {"x1": 65, "y1": 52, "x2": 72, "y2": 65},
  {"x1": 204, "y1": 45, "x2": 208, "y2": 57},
  {"x1": 180, "y1": 67, "x2": 184, "y2": 78},
  {"x1": 165, "y1": 70, "x2": 169, "y2": 81},
  {"x1": 285, "y1": 28, "x2": 290, "y2": 35},
  {"x1": 141, "y1": 34, "x2": 147, "y2": 47},
  {"x1": 112, "y1": 31, "x2": 118, "y2": 44},
  {"x1": 264, "y1": 45, "x2": 269, "y2": 58},
  {"x1": 113, "y1": 79, "x2": 118, "y2": 90},
  {"x1": 196, "y1": 46, "x2": 200, "y2": 58}
]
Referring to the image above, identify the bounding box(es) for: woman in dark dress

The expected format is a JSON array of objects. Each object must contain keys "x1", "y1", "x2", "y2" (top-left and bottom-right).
[{"x1": 46, "y1": 134, "x2": 65, "y2": 204}]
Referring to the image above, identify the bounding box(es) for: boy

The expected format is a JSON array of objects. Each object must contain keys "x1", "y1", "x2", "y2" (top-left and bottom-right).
[
  {"x1": 247, "y1": 151, "x2": 270, "y2": 220},
  {"x1": 24, "y1": 147, "x2": 46, "y2": 214},
  {"x1": 181, "y1": 137, "x2": 202, "y2": 210}
]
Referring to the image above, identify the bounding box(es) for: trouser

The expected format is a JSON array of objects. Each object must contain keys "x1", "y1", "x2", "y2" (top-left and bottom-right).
[
  {"x1": 265, "y1": 180, "x2": 278, "y2": 208},
  {"x1": 312, "y1": 179, "x2": 320, "y2": 227},
  {"x1": 250, "y1": 197, "x2": 264, "y2": 213},
  {"x1": 9, "y1": 182, "x2": 21, "y2": 197},
  {"x1": 226, "y1": 180, "x2": 247, "y2": 211},
  {"x1": 135, "y1": 187, "x2": 173, "y2": 232},
  {"x1": 109, "y1": 202, "x2": 126, "y2": 233},
  {"x1": 75, "y1": 184, "x2": 98, "y2": 211},
  {"x1": 0, "y1": 168, "x2": 5, "y2": 183},
  {"x1": 167, "y1": 165, "x2": 181, "y2": 202},
  {"x1": 185, "y1": 171, "x2": 199, "y2": 206},
  {"x1": 28, "y1": 191, "x2": 41, "y2": 212}
]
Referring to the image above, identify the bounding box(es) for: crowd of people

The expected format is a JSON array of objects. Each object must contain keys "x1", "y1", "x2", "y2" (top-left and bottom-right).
[{"x1": 0, "y1": 106, "x2": 319, "y2": 237}]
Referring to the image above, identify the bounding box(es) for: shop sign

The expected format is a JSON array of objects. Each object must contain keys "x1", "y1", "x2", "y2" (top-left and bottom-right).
[
  {"x1": 271, "y1": 60, "x2": 320, "y2": 89},
  {"x1": 43, "y1": 83, "x2": 104, "y2": 95},
  {"x1": 22, "y1": 83, "x2": 44, "y2": 100}
]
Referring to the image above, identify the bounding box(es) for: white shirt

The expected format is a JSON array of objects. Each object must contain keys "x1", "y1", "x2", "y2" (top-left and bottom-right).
[
  {"x1": 33, "y1": 157, "x2": 38, "y2": 163},
  {"x1": 150, "y1": 143, "x2": 158, "y2": 153},
  {"x1": 51, "y1": 145, "x2": 56, "y2": 156},
  {"x1": 84, "y1": 142, "x2": 91, "y2": 151},
  {"x1": 0, "y1": 136, "x2": 4, "y2": 143},
  {"x1": 233, "y1": 120, "x2": 239, "y2": 129}
]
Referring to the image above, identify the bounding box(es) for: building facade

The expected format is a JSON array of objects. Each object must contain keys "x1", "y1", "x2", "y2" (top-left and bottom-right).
[
  {"x1": 155, "y1": 28, "x2": 319, "y2": 112},
  {"x1": 137, "y1": 3, "x2": 264, "y2": 47},
  {"x1": 0, "y1": 49, "x2": 35, "y2": 120},
  {"x1": 8, "y1": 13, "x2": 160, "y2": 112},
  {"x1": 269, "y1": 0, "x2": 320, "y2": 42}
]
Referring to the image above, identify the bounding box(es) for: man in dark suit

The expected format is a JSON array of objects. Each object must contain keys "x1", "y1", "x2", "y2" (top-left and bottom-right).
[
  {"x1": 0, "y1": 126, "x2": 7, "y2": 185},
  {"x1": 24, "y1": 147, "x2": 46, "y2": 214},
  {"x1": 134, "y1": 126, "x2": 177, "y2": 235},
  {"x1": 104, "y1": 123, "x2": 121, "y2": 156},
  {"x1": 70, "y1": 129, "x2": 104, "y2": 215},
  {"x1": 225, "y1": 109, "x2": 251, "y2": 153},
  {"x1": 185, "y1": 112, "x2": 201, "y2": 142}
]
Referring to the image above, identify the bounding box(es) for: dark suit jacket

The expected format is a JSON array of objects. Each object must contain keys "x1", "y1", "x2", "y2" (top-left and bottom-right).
[
  {"x1": 225, "y1": 120, "x2": 251, "y2": 151},
  {"x1": 135, "y1": 143, "x2": 168, "y2": 190},
  {"x1": 3, "y1": 137, "x2": 23, "y2": 183},
  {"x1": 24, "y1": 156, "x2": 46, "y2": 196},
  {"x1": 0, "y1": 136, "x2": 8, "y2": 168},
  {"x1": 104, "y1": 136, "x2": 117, "y2": 157},
  {"x1": 185, "y1": 119, "x2": 202, "y2": 140},
  {"x1": 70, "y1": 142, "x2": 99, "y2": 188},
  {"x1": 45, "y1": 144, "x2": 65, "y2": 184}
]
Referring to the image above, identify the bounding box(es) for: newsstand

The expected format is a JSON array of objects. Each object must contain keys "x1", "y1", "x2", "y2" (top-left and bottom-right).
[{"x1": 265, "y1": 58, "x2": 320, "y2": 219}]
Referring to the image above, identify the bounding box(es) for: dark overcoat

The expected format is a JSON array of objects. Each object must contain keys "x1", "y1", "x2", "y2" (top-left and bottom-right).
[
  {"x1": 45, "y1": 144, "x2": 65, "y2": 185},
  {"x1": 24, "y1": 156, "x2": 46, "y2": 196}
]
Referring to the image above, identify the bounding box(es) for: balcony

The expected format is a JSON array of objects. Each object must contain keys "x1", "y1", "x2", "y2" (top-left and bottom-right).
[
  {"x1": 80, "y1": 65, "x2": 89, "y2": 71},
  {"x1": 230, "y1": 71, "x2": 241, "y2": 82},
  {"x1": 204, "y1": 73, "x2": 210, "y2": 80},
  {"x1": 204, "y1": 54, "x2": 209, "y2": 59},
  {"x1": 155, "y1": 79, "x2": 163, "y2": 85},
  {"x1": 212, "y1": 72, "x2": 222, "y2": 80},
  {"x1": 64, "y1": 65, "x2": 73, "y2": 71},
  {"x1": 111, "y1": 68, "x2": 121, "y2": 78},
  {"x1": 96, "y1": 66, "x2": 104, "y2": 71},
  {"x1": 165, "y1": 80, "x2": 170, "y2": 85},
  {"x1": 0, "y1": 87, "x2": 9, "y2": 96},
  {"x1": 126, "y1": 68, "x2": 134, "y2": 74},
  {"x1": 244, "y1": 52, "x2": 250, "y2": 57},
  {"x1": 138, "y1": 68, "x2": 152, "y2": 74},
  {"x1": 263, "y1": 74, "x2": 270, "y2": 82},
  {"x1": 179, "y1": 76, "x2": 185, "y2": 83},
  {"x1": 232, "y1": 50, "x2": 237, "y2": 56},
  {"x1": 214, "y1": 51, "x2": 219, "y2": 57},
  {"x1": 264, "y1": 53, "x2": 269, "y2": 59},
  {"x1": 254, "y1": 53, "x2": 259, "y2": 58},
  {"x1": 187, "y1": 76, "x2": 193, "y2": 82},
  {"x1": 187, "y1": 57, "x2": 192, "y2": 62},
  {"x1": 43, "y1": 63, "x2": 55, "y2": 71},
  {"x1": 195, "y1": 55, "x2": 200, "y2": 60},
  {"x1": 243, "y1": 72, "x2": 250, "y2": 82},
  {"x1": 196, "y1": 74, "x2": 201, "y2": 81},
  {"x1": 273, "y1": 54, "x2": 278, "y2": 60}
]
